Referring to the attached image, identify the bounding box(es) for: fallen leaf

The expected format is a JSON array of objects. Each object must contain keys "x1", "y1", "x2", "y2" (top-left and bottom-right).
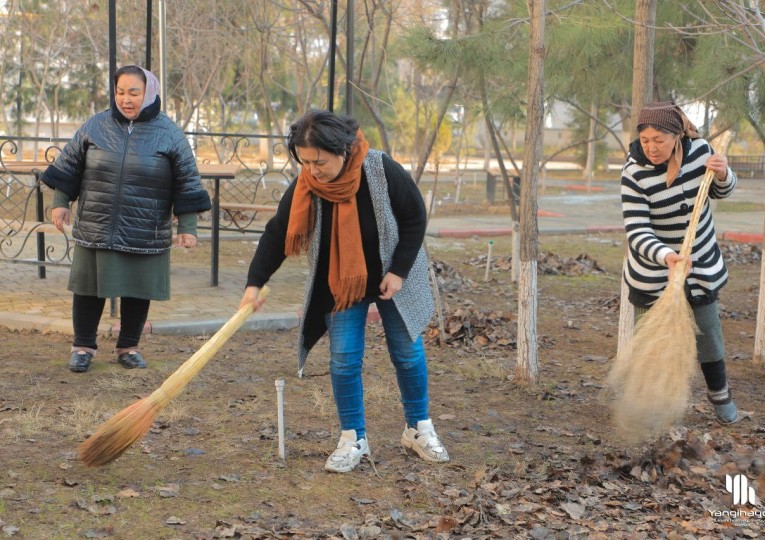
[
  {"x1": 561, "y1": 501, "x2": 586, "y2": 520},
  {"x1": 219, "y1": 474, "x2": 240, "y2": 482},
  {"x1": 83, "y1": 529, "x2": 112, "y2": 538},
  {"x1": 435, "y1": 516, "x2": 458, "y2": 533},
  {"x1": 158, "y1": 484, "x2": 179, "y2": 498}
]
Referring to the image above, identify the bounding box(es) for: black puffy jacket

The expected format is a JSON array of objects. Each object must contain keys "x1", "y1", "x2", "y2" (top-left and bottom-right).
[{"x1": 41, "y1": 98, "x2": 211, "y2": 254}]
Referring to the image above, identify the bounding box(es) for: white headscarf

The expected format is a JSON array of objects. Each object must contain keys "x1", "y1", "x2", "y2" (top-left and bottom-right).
[{"x1": 139, "y1": 67, "x2": 160, "y2": 113}]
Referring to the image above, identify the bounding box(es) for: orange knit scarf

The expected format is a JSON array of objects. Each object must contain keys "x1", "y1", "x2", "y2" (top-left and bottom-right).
[{"x1": 285, "y1": 130, "x2": 370, "y2": 311}]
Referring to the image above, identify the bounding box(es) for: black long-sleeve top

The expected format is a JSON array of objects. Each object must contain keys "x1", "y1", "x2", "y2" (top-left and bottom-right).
[{"x1": 246, "y1": 153, "x2": 426, "y2": 314}]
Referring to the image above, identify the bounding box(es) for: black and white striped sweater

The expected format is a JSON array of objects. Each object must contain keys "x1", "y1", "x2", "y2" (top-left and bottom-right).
[{"x1": 621, "y1": 136, "x2": 737, "y2": 307}]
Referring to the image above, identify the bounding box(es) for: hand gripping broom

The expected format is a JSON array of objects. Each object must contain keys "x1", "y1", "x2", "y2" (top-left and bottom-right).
[
  {"x1": 606, "y1": 132, "x2": 732, "y2": 443},
  {"x1": 78, "y1": 287, "x2": 269, "y2": 466}
]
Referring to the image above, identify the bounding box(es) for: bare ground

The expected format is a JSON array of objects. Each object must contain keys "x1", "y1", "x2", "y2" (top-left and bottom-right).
[{"x1": 0, "y1": 233, "x2": 763, "y2": 539}]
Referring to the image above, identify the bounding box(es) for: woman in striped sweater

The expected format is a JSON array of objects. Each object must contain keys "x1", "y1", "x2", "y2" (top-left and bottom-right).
[{"x1": 621, "y1": 101, "x2": 738, "y2": 424}]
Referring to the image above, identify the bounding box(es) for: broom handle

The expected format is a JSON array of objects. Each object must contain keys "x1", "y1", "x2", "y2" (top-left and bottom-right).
[
  {"x1": 675, "y1": 131, "x2": 733, "y2": 269},
  {"x1": 151, "y1": 287, "x2": 269, "y2": 404}
]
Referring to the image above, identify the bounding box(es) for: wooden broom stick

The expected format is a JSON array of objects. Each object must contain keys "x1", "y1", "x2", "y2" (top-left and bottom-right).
[
  {"x1": 79, "y1": 287, "x2": 269, "y2": 466},
  {"x1": 607, "y1": 132, "x2": 732, "y2": 442}
]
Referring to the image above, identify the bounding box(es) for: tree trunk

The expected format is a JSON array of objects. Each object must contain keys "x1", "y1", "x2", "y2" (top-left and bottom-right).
[
  {"x1": 515, "y1": 0, "x2": 545, "y2": 385},
  {"x1": 412, "y1": 79, "x2": 458, "y2": 185},
  {"x1": 628, "y1": 0, "x2": 656, "y2": 138},
  {"x1": 584, "y1": 101, "x2": 597, "y2": 189},
  {"x1": 480, "y1": 76, "x2": 517, "y2": 221},
  {"x1": 754, "y1": 216, "x2": 765, "y2": 365},
  {"x1": 618, "y1": 0, "x2": 656, "y2": 357}
]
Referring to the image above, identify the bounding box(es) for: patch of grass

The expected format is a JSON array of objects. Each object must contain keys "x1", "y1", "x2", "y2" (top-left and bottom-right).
[
  {"x1": 4, "y1": 402, "x2": 53, "y2": 438},
  {"x1": 452, "y1": 353, "x2": 510, "y2": 381},
  {"x1": 68, "y1": 396, "x2": 110, "y2": 438},
  {"x1": 93, "y1": 373, "x2": 146, "y2": 394},
  {"x1": 159, "y1": 400, "x2": 190, "y2": 423},
  {"x1": 716, "y1": 200, "x2": 765, "y2": 212},
  {"x1": 309, "y1": 383, "x2": 331, "y2": 418}
]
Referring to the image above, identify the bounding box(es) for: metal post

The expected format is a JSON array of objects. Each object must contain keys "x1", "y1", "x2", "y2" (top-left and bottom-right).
[
  {"x1": 484, "y1": 240, "x2": 493, "y2": 282},
  {"x1": 345, "y1": 0, "x2": 354, "y2": 116},
  {"x1": 328, "y1": 0, "x2": 338, "y2": 112},
  {"x1": 145, "y1": 0, "x2": 153, "y2": 71},
  {"x1": 35, "y1": 173, "x2": 46, "y2": 279},
  {"x1": 210, "y1": 177, "x2": 220, "y2": 286},
  {"x1": 275, "y1": 379, "x2": 285, "y2": 462},
  {"x1": 158, "y1": 0, "x2": 167, "y2": 111},
  {"x1": 108, "y1": 0, "x2": 117, "y2": 104}
]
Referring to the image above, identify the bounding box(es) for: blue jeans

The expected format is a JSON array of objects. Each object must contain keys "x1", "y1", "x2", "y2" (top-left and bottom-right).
[{"x1": 324, "y1": 298, "x2": 429, "y2": 440}]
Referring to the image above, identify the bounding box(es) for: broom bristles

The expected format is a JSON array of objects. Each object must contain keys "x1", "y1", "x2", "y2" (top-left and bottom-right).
[
  {"x1": 78, "y1": 288, "x2": 269, "y2": 467},
  {"x1": 606, "y1": 279, "x2": 698, "y2": 443},
  {"x1": 78, "y1": 397, "x2": 163, "y2": 466},
  {"x1": 608, "y1": 130, "x2": 732, "y2": 444}
]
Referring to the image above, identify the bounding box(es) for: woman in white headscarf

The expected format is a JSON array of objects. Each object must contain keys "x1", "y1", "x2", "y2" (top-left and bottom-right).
[{"x1": 41, "y1": 65, "x2": 211, "y2": 373}]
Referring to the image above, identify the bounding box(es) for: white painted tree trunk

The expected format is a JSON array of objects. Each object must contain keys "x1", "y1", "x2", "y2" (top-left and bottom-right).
[
  {"x1": 617, "y1": 257, "x2": 634, "y2": 355},
  {"x1": 515, "y1": 0, "x2": 545, "y2": 385},
  {"x1": 516, "y1": 261, "x2": 539, "y2": 382},
  {"x1": 754, "y1": 217, "x2": 765, "y2": 365},
  {"x1": 511, "y1": 224, "x2": 520, "y2": 283}
]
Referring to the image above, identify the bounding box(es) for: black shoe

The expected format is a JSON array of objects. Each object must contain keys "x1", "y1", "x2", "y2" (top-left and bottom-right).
[
  {"x1": 69, "y1": 351, "x2": 93, "y2": 373},
  {"x1": 117, "y1": 351, "x2": 147, "y2": 369}
]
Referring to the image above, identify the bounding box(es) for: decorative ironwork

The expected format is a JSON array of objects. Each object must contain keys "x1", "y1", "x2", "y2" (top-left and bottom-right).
[
  {"x1": 0, "y1": 137, "x2": 72, "y2": 267},
  {"x1": 188, "y1": 132, "x2": 295, "y2": 234},
  {"x1": 0, "y1": 132, "x2": 297, "y2": 274}
]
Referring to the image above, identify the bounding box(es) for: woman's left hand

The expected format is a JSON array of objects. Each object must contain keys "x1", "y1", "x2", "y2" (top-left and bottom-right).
[
  {"x1": 379, "y1": 272, "x2": 403, "y2": 300},
  {"x1": 175, "y1": 233, "x2": 197, "y2": 248},
  {"x1": 705, "y1": 154, "x2": 728, "y2": 181}
]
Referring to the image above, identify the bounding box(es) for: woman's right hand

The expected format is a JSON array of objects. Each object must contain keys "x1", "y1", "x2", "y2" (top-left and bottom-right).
[
  {"x1": 666, "y1": 252, "x2": 691, "y2": 279},
  {"x1": 52, "y1": 207, "x2": 71, "y2": 233},
  {"x1": 239, "y1": 286, "x2": 268, "y2": 312}
]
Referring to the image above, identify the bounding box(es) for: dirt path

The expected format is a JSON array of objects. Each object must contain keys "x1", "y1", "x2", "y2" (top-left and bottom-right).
[{"x1": 0, "y1": 234, "x2": 763, "y2": 539}]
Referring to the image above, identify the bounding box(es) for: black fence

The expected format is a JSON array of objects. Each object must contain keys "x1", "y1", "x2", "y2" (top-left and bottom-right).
[
  {"x1": 728, "y1": 155, "x2": 765, "y2": 179},
  {"x1": 0, "y1": 133, "x2": 295, "y2": 276}
]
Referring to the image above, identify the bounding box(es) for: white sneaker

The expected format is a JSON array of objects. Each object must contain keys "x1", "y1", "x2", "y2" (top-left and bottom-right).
[
  {"x1": 324, "y1": 430, "x2": 369, "y2": 473},
  {"x1": 401, "y1": 419, "x2": 449, "y2": 462}
]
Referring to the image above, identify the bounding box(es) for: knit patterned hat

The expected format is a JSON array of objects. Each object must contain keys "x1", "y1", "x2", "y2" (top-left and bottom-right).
[{"x1": 637, "y1": 102, "x2": 700, "y2": 186}]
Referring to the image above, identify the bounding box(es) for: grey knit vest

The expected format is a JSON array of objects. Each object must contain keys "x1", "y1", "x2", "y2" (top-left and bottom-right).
[{"x1": 296, "y1": 149, "x2": 434, "y2": 376}]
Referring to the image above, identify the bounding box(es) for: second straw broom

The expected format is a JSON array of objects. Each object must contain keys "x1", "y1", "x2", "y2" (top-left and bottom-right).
[
  {"x1": 607, "y1": 132, "x2": 732, "y2": 442},
  {"x1": 79, "y1": 287, "x2": 269, "y2": 466}
]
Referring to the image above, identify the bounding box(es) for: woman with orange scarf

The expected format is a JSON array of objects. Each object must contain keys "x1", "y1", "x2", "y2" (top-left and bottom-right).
[{"x1": 240, "y1": 110, "x2": 448, "y2": 473}]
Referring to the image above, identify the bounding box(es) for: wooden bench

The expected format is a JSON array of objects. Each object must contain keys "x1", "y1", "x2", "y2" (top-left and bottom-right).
[{"x1": 218, "y1": 202, "x2": 278, "y2": 216}]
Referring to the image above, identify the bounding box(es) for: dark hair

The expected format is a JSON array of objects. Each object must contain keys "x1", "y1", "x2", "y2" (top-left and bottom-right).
[
  {"x1": 287, "y1": 109, "x2": 359, "y2": 163},
  {"x1": 113, "y1": 65, "x2": 146, "y2": 89}
]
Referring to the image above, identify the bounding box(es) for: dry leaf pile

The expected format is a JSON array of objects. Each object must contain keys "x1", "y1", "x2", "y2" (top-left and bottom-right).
[
  {"x1": 720, "y1": 242, "x2": 761, "y2": 265},
  {"x1": 467, "y1": 252, "x2": 607, "y2": 276},
  {"x1": 187, "y1": 424, "x2": 764, "y2": 539},
  {"x1": 430, "y1": 259, "x2": 476, "y2": 292},
  {"x1": 426, "y1": 306, "x2": 515, "y2": 350}
]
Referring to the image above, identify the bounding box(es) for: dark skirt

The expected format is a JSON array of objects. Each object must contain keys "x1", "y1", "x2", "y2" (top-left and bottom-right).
[{"x1": 68, "y1": 244, "x2": 170, "y2": 300}]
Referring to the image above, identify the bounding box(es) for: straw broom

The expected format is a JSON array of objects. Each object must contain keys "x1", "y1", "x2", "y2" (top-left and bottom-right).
[
  {"x1": 607, "y1": 132, "x2": 732, "y2": 443},
  {"x1": 79, "y1": 287, "x2": 269, "y2": 466}
]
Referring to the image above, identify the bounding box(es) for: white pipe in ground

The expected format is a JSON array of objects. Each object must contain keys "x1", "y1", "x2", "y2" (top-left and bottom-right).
[{"x1": 275, "y1": 379, "x2": 285, "y2": 461}]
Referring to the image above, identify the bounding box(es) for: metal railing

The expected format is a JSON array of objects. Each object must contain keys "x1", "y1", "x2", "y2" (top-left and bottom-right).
[
  {"x1": 728, "y1": 155, "x2": 765, "y2": 179},
  {"x1": 0, "y1": 132, "x2": 295, "y2": 275}
]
